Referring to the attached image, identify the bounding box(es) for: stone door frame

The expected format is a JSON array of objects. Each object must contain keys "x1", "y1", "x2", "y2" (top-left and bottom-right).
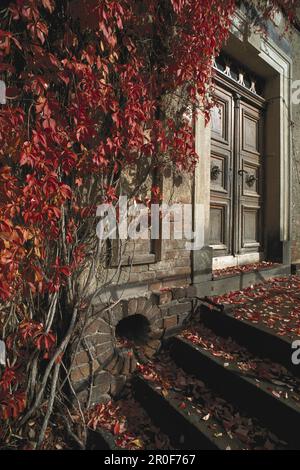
[{"x1": 193, "y1": 10, "x2": 292, "y2": 287}]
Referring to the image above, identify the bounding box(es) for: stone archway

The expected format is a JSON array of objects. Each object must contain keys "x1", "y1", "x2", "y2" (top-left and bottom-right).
[
  {"x1": 115, "y1": 314, "x2": 151, "y2": 345},
  {"x1": 70, "y1": 295, "x2": 163, "y2": 405}
]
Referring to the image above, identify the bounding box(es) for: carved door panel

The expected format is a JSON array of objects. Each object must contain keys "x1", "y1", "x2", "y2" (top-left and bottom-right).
[
  {"x1": 209, "y1": 86, "x2": 234, "y2": 256},
  {"x1": 237, "y1": 101, "x2": 264, "y2": 255},
  {"x1": 209, "y1": 85, "x2": 264, "y2": 259}
]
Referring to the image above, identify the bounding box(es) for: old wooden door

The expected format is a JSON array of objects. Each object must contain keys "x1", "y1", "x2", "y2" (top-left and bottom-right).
[{"x1": 209, "y1": 81, "x2": 265, "y2": 263}]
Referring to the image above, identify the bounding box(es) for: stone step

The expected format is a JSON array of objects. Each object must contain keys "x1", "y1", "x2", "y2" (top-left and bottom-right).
[
  {"x1": 86, "y1": 389, "x2": 175, "y2": 450},
  {"x1": 86, "y1": 427, "x2": 119, "y2": 450},
  {"x1": 207, "y1": 264, "x2": 291, "y2": 297},
  {"x1": 170, "y1": 336, "x2": 300, "y2": 449},
  {"x1": 291, "y1": 263, "x2": 300, "y2": 275},
  {"x1": 132, "y1": 375, "x2": 242, "y2": 450},
  {"x1": 199, "y1": 303, "x2": 299, "y2": 376}
]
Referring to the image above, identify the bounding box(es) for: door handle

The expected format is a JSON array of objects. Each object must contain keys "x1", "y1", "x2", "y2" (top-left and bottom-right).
[
  {"x1": 210, "y1": 165, "x2": 222, "y2": 180},
  {"x1": 245, "y1": 174, "x2": 257, "y2": 187},
  {"x1": 238, "y1": 169, "x2": 257, "y2": 187}
]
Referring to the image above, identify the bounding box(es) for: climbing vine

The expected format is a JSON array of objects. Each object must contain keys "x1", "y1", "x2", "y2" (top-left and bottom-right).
[{"x1": 0, "y1": 0, "x2": 297, "y2": 449}]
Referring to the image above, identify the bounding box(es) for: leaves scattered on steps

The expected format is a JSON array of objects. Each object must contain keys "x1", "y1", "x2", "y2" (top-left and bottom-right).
[
  {"x1": 137, "y1": 353, "x2": 288, "y2": 450},
  {"x1": 213, "y1": 262, "x2": 278, "y2": 279},
  {"x1": 211, "y1": 275, "x2": 300, "y2": 339},
  {"x1": 87, "y1": 395, "x2": 173, "y2": 450},
  {"x1": 180, "y1": 324, "x2": 300, "y2": 407}
]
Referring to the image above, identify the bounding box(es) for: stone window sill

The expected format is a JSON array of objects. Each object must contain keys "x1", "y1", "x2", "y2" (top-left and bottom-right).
[{"x1": 110, "y1": 253, "x2": 156, "y2": 267}]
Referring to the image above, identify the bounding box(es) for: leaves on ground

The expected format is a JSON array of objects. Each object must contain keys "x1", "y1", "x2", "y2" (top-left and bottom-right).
[
  {"x1": 137, "y1": 352, "x2": 287, "y2": 450},
  {"x1": 87, "y1": 395, "x2": 173, "y2": 450},
  {"x1": 181, "y1": 324, "x2": 300, "y2": 408},
  {"x1": 213, "y1": 262, "x2": 278, "y2": 279},
  {"x1": 211, "y1": 275, "x2": 300, "y2": 339}
]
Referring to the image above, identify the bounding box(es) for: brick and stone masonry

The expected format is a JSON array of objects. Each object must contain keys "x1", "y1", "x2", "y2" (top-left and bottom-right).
[{"x1": 70, "y1": 285, "x2": 196, "y2": 405}]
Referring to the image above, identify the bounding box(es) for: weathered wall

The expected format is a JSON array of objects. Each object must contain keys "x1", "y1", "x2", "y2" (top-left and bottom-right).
[
  {"x1": 291, "y1": 25, "x2": 300, "y2": 262},
  {"x1": 87, "y1": 169, "x2": 194, "y2": 301},
  {"x1": 70, "y1": 170, "x2": 195, "y2": 404},
  {"x1": 70, "y1": 286, "x2": 196, "y2": 405},
  {"x1": 70, "y1": 10, "x2": 300, "y2": 405}
]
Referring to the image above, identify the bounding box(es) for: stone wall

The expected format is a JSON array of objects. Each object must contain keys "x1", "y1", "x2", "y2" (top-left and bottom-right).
[
  {"x1": 291, "y1": 25, "x2": 300, "y2": 262},
  {"x1": 70, "y1": 286, "x2": 196, "y2": 405},
  {"x1": 69, "y1": 13, "x2": 300, "y2": 407},
  {"x1": 69, "y1": 155, "x2": 196, "y2": 406},
  {"x1": 83, "y1": 169, "x2": 194, "y2": 301}
]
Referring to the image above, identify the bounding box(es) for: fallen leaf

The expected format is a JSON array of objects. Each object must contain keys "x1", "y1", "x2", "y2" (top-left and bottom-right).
[
  {"x1": 202, "y1": 413, "x2": 210, "y2": 421},
  {"x1": 131, "y1": 439, "x2": 143, "y2": 448}
]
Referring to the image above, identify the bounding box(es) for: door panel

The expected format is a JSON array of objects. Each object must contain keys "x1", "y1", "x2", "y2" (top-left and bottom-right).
[
  {"x1": 211, "y1": 93, "x2": 232, "y2": 147},
  {"x1": 238, "y1": 102, "x2": 264, "y2": 254},
  {"x1": 209, "y1": 87, "x2": 233, "y2": 256},
  {"x1": 242, "y1": 206, "x2": 260, "y2": 248},
  {"x1": 209, "y1": 85, "x2": 264, "y2": 263},
  {"x1": 242, "y1": 113, "x2": 259, "y2": 154},
  {"x1": 209, "y1": 202, "x2": 230, "y2": 251}
]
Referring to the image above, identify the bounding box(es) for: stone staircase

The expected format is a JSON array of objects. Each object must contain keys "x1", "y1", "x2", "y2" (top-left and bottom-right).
[{"x1": 87, "y1": 299, "x2": 300, "y2": 450}]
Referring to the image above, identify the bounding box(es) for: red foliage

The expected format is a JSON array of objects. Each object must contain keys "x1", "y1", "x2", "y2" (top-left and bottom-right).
[
  {"x1": 0, "y1": 0, "x2": 237, "y2": 432},
  {"x1": 213, "y1": 261, "x2": 278, "y2": 279},
  {"x1": 0, "y1": 0, "x2": 237, "y2": 305},
  {"x1": 0, "y1": 364, "x2": 26, "y2": 420},
  {"x1": 0, "y1": 0, "x2": 297, "y2": 442},
  {"x1": 87, "y1": 399, "x2": 173, "y2": 449}
]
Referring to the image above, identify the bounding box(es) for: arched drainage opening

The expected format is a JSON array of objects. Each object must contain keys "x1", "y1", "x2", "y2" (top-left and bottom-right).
[{"x1": 116, "y1": 314, "x2": 151, "y2": 346}]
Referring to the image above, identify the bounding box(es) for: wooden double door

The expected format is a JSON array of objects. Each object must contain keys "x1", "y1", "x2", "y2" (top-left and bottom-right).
[{"x1": 209, "y1": 82, "x2": 265, "y2": 261}]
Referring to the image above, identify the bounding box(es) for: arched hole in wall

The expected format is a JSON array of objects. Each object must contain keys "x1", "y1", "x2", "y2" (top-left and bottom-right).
[{"x1": 116, "y1": 314, "x2": 150, "y2": 346}]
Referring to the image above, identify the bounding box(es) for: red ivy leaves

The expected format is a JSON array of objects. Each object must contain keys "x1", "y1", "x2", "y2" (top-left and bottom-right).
[
  {"x1": 0, "y1": 0, "x2": 297, "y2": 434},
  {"x1": 34, "y1": 332, "x2": 56, "y2": 358},
  {"x1": 0, "y1": 0, "x2": 295, "y2": 303},
  {"x1": 0, "y1": 367, "x2": 20, "y2": 392},
  {"x1": 11, "y1": 321, "x2": 57, "y2": 359},
  {"x1": 0, "y1": 391, "x2": 26, "y2": 421},
  {"x1": 0, "y1": 366, "x2": 26, "y2": 421},
  {"x1": 41, "y1": 0, "x2": 56, "y2": 14}
]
